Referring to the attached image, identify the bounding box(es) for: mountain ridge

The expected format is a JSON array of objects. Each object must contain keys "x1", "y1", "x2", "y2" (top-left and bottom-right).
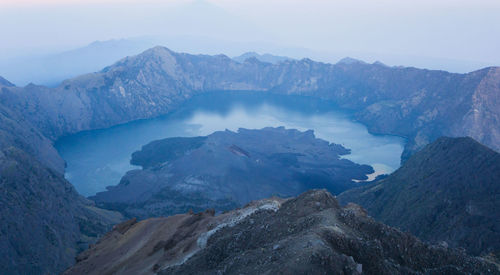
[
  {"x1": 338, "y1": 136, "x2": 500, "y2": 257},
  {"x1": 0, "y1": 76, "x2": 14, "y2": 87},
  {"x1": 0, "y1": 146, "x2": 123, "y2": 274},
  {"x1": 65, "y1": 189, "x2": 499, "y2": 274},
  {"x1": 0, "y1": 46, "x2": 499, "y2": 273},
  {"x1": 1, "y1": 46, "x2": 499, "y2": 170},
  {"x1": 233, "y1": 51, "x2": 293, "y2": 64}
]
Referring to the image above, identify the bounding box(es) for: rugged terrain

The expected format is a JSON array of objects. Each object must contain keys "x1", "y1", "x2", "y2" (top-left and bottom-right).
[
  {"x1": 0, "y1": 81, "x2": 124, "y2": 274},
  {"x1": 339, "y1": 137, "x2": 500, "y2": 257},
  {"x1": 0, "y1": 146, "x2": 123, "y2": 274},
  {"x1": 0, "y1": 46, "x2": 499, "y2": 170},
  {"x1": 92, "y1": 127, "x2": 373, "y2": 219},
  {"x1": 0, "y1": 46, "x2": 499, "y2": 273},
  {"x1": 65, "y1": 190, "x2": 499, "y2": 275}
]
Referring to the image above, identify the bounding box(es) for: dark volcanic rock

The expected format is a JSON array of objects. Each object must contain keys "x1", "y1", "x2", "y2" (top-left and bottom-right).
[
  {"x1": 339, "y1": 137, "x2": 500, "y2": 257},
  {"x1": 0, "y1": 146, "x2": 123, "y2": 274},
  {"x1": 66, "y1": 190, "x2": 499, "y2": 275},
  {"x1": 92, "y1": 127, "x2": 373, "y2": 219}
]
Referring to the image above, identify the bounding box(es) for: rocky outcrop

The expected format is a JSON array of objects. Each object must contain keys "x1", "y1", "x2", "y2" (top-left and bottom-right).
[
  {"x1": 339, "y1": 137, "x2": 500, "y2": 257},
  {"x1": 0, "y1": 146, "x2": 123, "y2": 274},
  {"x1": 92, "y1": 127, "x2": 373, "y2": 219},
  {"x1": 66, "y1": 190, "x2": 498, "y2": 274},
  {"x1": 455, "y1": 67, "x2": 500, "y2": 155}
]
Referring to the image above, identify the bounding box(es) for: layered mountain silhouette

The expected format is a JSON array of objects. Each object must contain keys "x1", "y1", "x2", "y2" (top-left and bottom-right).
[
  {"x1": 1, "y1": 46, "x2": 499, "y2": 169},
  {"x1": 339, "y1": 137, "x2": 500, "y2": 257},
  {"x1": 233, "y1": 52, "x2": 293, "y2": 64},
  {"x1": 0, "y1": 46, "x2": 499, "y2": 273},
  {"x1": 0, "y1": 76, "x2": 14, "y2": 87}
]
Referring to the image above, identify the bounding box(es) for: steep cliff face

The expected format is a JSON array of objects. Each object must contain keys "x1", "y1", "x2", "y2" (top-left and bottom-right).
[
  {"x1": 0, "y1": 96, "x2": 64, "y2": 173},
  {"x1": 339, "y1": 137, "x2": 500, "y2": 257},
  {"x1": 1, "y1": 47, "x2": 498, "y2": 165},
  {"x1": 91, "y1": 127, "x2": 372, "y2": 219},
  {"x1": 456, "y1": 67, "x2": 500, "y2": 152},
  {"x1": 65, "y1": 190, "x2": 498, "y2": 275},
  {"x1": 0, "y1": 146, "x2": 123, "y2": 274},
  {"x1": 0, "y1": 87, "x2": 123, "y2": 274}
]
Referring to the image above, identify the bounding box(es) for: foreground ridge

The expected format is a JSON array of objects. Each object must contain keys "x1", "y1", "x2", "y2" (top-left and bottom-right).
[{"x1": 66, "y1": 189, "x2": 497, "y2": 274}]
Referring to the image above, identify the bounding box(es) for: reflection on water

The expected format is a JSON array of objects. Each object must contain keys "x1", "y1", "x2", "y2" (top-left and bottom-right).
[{"x1": 55, "y1": 91, "x2": 405, "y2": 197}]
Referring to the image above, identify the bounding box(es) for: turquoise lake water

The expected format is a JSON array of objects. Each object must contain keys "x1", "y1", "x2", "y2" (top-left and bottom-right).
[{"x1": 55, "y1": 92, "x2": 405, "y2": 196}]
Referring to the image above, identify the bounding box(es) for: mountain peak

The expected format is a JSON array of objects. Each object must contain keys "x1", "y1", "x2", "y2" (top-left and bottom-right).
[
  {"x1": 337, "y1": 57, "x2": 365, "y2": 65},
  {"x1": 373, "y1": 60, "x2": 388, "y2": 67},
  {"x1": 143, "y1": 45, "x2": 174, "y2": 56},
  {"x1": 233, "y1": 52, "x2": 292, "y2": 64},
  {"x1": 0, "y1": 76, "x2": 14, "y2": 87}
]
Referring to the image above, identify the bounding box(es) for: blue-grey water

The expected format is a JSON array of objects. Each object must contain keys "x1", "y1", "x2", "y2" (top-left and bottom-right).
[{"x1": 55, "y1": 92, "x2": 405, "y2": 197}]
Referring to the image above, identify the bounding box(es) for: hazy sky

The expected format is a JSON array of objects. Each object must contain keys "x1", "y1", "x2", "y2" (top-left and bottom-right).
[{"x1": 1, "y1": 0, "x2": 500, "y2": 69}]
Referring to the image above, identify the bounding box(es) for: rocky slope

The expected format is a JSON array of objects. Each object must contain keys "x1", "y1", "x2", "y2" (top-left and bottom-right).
[
  {"x1": 92, "y1": 127, "x2": 373, "y2": 219},
  {"x1": 339, "y1": 137, "x2": 500, "y2": 257},
  {"x1": 0, "y1": 76, "x2": 124, "y2": 274},
  {"x1": 0, "y1": 46, "x2": 499, "y2": 273},
  {"x1": 0, "y1": 46, "x2": 499, "y2": 167},
  {"x1": 0, "y1": 146, "x2": 123, "y2": 274},
  {"x1": 65, "y1": 190, "x2": 498, "y2": 274}
]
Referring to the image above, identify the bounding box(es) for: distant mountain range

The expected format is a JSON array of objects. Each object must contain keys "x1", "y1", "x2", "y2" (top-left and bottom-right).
[
  {"x1": 0, "y1": 39, "x2": 158, "y2": 87},
  {"x1": 0, "y1": 46, "x2": 499, "y2": 273},
  {"x1": 2, "y1": 36, "x2": 495, "y2": 88},
  {"x1": 339, "y1": 137, "x2": 500, "y2": 257},
  {"x1": 0, "y1": 76, "x2": 14, "y2": 87},
  {"x1": 233, "y1": 52, "x2": 293, "y2": 64},
  {"x1": 1, "y1": 46, "x2": 499, "y2": 168}
]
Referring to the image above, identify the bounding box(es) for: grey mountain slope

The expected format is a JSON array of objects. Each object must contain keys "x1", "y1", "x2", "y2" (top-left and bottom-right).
[
  {"x1": 0, "y1": 46, "x2": 499, "y2": 273},
  {"x1": 337, "y1": 57, "x2": 365, "y2": 65},
  {"x1": 0, "y1": 146, "x2": 123, "y2": 274},
  {"x1": 0, "y1": 76, "x2": 14, "y2": 87},
  {"x1": 1, "y1": 46, "x2": 499, "y2": 168},
  {"x1": 338, "y1": 137, "x2": 500, "y2": 257},
  {"x1": 233, "y1": 52, "x2": 293, "y2": 64},
  {"x1": 66, "y1": 190, "x2": 498, "y2": 274},
  {"x1": 0, "y1": 97, "x2": 63, "y2": 172}
]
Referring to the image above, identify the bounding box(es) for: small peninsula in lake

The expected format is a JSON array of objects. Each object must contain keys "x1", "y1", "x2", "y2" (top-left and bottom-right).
[{"x1": 92, "y1": 127, "x2": 374, "y2": 219}]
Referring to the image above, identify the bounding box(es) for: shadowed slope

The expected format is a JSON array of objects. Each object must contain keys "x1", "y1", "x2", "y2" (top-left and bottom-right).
[{"x1": 339, "y1": 137, "x2": 500, "y2": 256}]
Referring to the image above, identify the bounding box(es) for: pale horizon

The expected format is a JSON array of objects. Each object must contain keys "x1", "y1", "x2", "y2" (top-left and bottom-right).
[{"x1": 1, "y1": 0, "x2": 500, "y2": 73}]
